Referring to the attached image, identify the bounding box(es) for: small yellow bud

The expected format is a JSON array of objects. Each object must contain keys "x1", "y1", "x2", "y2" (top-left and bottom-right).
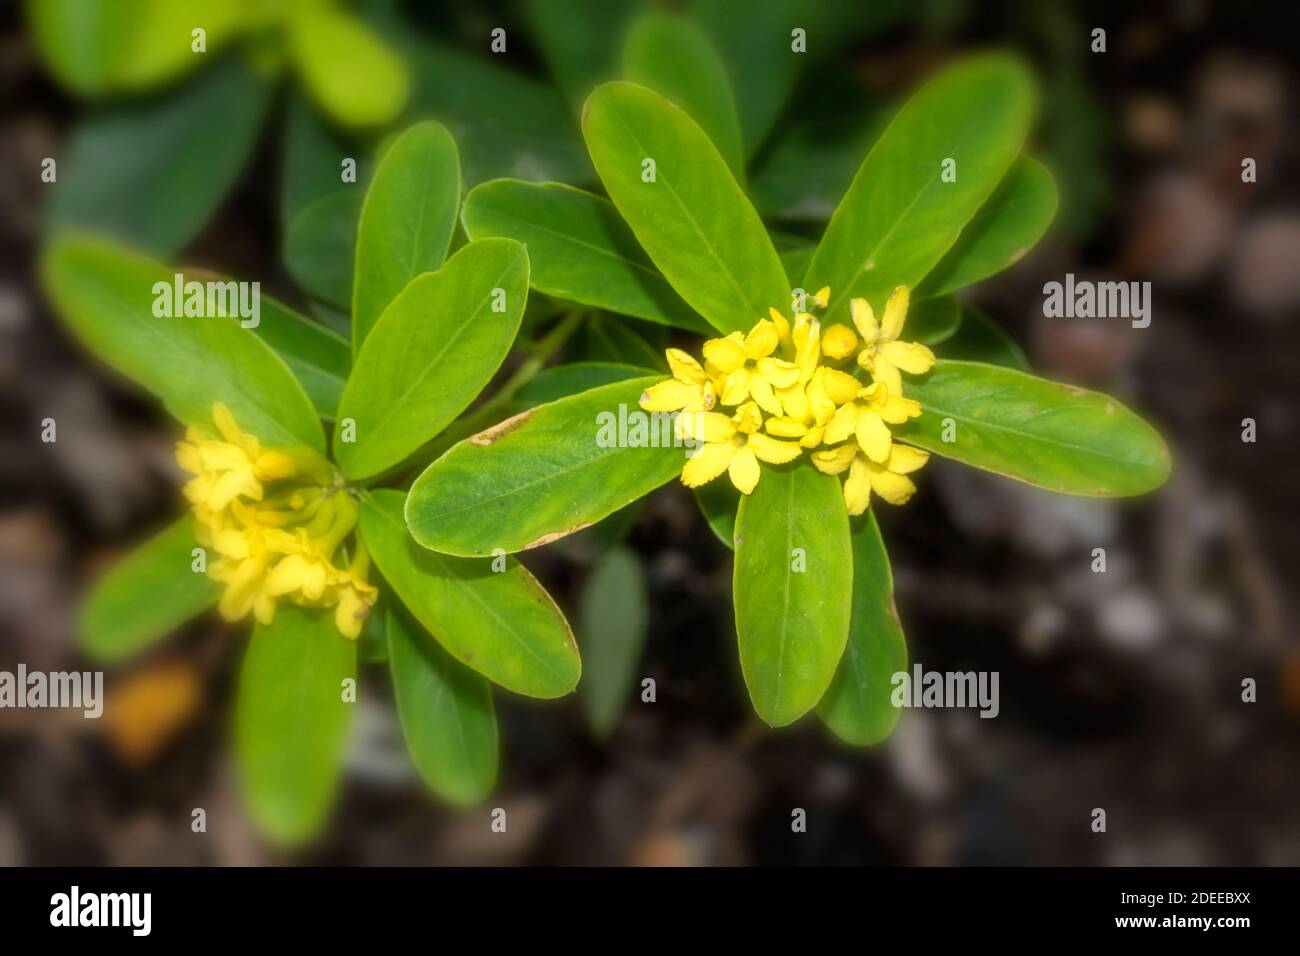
[{"x1": 821, "y1": 324, "x2": 858, "y2": 361}]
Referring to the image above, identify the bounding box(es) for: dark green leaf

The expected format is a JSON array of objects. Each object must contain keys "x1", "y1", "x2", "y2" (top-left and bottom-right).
[
  {"x1": 284, "y1": 190, "x2": 361, "y2": 312},
  {"x1": 898, "y1": 360, "x2": 1171, "y2": 496},
  {"x1": 79, "y1": 519, "x2": 217, "y2": 661},
  {"x1": 936, "y1": 304, "x2": 1030, "y2": 371},
  {"x1": 578, "y1": 546, "x2": 648, "y2": 738}
]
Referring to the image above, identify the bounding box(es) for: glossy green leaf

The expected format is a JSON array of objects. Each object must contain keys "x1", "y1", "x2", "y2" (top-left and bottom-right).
[
  {"x1": 335, "y1": 238, "x2": 528, "y2": 480},
  {"x1": 235, "y1": 606, "x2": 355, "y2": 845},
  {"x1": 918, "y1": 157, "x2": 1058, "y2": 298},
  {"x1": 27, "y1": 0, "x2": 247, "y2": 95},
  {"x1": 360, "y1": 490, "x2": 579, "y2": 699},
  {"x1": 351, "y1": 121, "x2": 461, "y2": 351},
  {"x1": 406, "y1": 377, "x2": 682, "y2": 556},
  {"x1": 623, "y1": 12, "x2": 745, "y2": 182},
  {"x1": 247, "y1": 294, "x2": 350, "y2": 421},
  {"x1": 42, "y1": 236, "x2": 324, "y2": 452},
  {"x1": 733, "y1": 464, "x2": 852, "y2": 726},
  {"x1": 575, "y1": 314, "x2": 665, "y2": 369},
  {"x1": 806, "y1": 54, "x2": 1036, "y2": 327},
  {"x1": 512, "y1": 361, "x2": 656, "y2": 411},
  {"x1": 526, "y1": 0, "x2": 643, "y2": 111},
  {"x1": 898, "y1": 360, "x2": 1171, "y2": 496},
  {"x1": 582, "y1": 81, "x2": 789, "y2": 335},
  {"x1": 694, "y1": 482, "x2": 739, "y2": 549},
  {"x1": 686, "y1": 0, "x2": 802, "y2": 154},
  {"x1": 284, "y1": 190, "x2": 361, "y2": 312},
  {"x1": 46, "y1": 58, "x2": 270, "y2": 257},
  {"x1": 817, "y1": 512, "x2": 907, "y2": 746},
  {"x1": 288, "y1": 5, "x2": 408, "y2": 127},
  {"x1": 462, "y1": 180, "x2": 709, "y2": 332},
  {"x1": 937, "y1": 304, "x2": 1030, "y2": 371},
  {"x1": 387, "y1": 605, "x2": 498, "y2": 803},
  {"x1": 578, "y1": 545, "x2": 648, "y2": 738},
  {"x1": 906, "y1": 295, "x2": 961, "y2": 346},
  {"x1": 78, "y1": 519, "x2": 217, "y2": 662},
  {"x1": 400, "y1": 38, "x2": 592, "y2": 187}
]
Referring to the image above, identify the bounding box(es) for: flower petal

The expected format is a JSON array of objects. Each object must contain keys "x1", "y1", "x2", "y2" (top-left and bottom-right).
[
  {"x1": 880, "y1": 285, "x2": 910, "y2": 341},
  {"x1": 641, "y1": 378, "x2": 696, "y2": 412},
  {"x1": 867, "y1": 463, "x2": 917, "y2": 505},
  {"x1": 747, "y1": 432, "x2": 803, "y2": 465},
  {"x1": 812, "y1": 444, "x2": 856, "y2": 475},
  {"x1": 748, "y1": 374, "x2": 784, "y2": 417},
  {"x1": 702, "y1": 335, "x2": 747, "y2": 373},
  {"x1": 744, "y1": 319, "x2": 779, "y2": 359},
  {"x1": 665, "y1": 347, "x2": 709, "y2": 385},
  {"x1": 728, "y1": 446, "x2": 761, "y2": 494},
  {"x1": 879, "y1": 339, "x2": 935, "y2": 375},
  {"x1": 887, "y1": 444, "x2": 930, "y2": 475},
  {"x1": 681, "y1": 441, "x2": 734, "y2": 488},
  {"x1": 855, "y1": 410, "x2": 893, "y2": 463},
  {"x1": 823, "y1": 402, "x2": 859, "y2": 445},
  {"x1": 850, "y1": 297, "x2": 878, "y2": 340},
  {"x1": 843, "y1": 455, "x2": 873, "y2": 516}
]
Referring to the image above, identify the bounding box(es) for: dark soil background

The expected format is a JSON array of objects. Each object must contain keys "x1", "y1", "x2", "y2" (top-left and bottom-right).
[{"x1": 1, "y1": 0, "x2": 1297, "y2": 865}]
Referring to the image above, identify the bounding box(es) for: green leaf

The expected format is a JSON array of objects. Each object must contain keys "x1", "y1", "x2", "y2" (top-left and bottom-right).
[
  {"x1": 918, "y1": 157, "x2": 1058, "y2": 298},
  {"x1": 575, "y1": 314, "x2": 665, "y2": 369},
  {"x1": 623, "y1": 12, "x2": 746, "y2": 183},
  {"x1": 694, "y1": 482, "x2": 739, "y2": 549},
  {"x1": 46, "y1": 58, "x2": 270, "y2": 257},
  {"x1": 281, "y1": 94, "x2": 362, "y2": 227},
  {"x1": 525, "y1": 0, "x2": 643, "y2": 112},
  {"x1": 512, "y1": 361, "x2": 656, "y2": 411},
  {"x1": 898, "y1": 360, "x2": 1171, "y2": 496},
  {"x1": 359, "y1": 490, "x2": 579, "y2": 699},
  {"x1": 284, "y1": 190, "x2": 361, "y2": 312},
  {"x1": 27, "y1": 0, "x2": 247, "y2": 95},
  {"x1": 937, "y1": 304, "x2": 1030, "y2": 371},
  {"x1": 235, "y1": 606, "x2": 355, "y2": 845},
  {"x1": 806, "y1": 54, "x2": 1036, "y2": 327},
  {"x1": 462, "y1": 180, "x2": 709, "y2": 333},
  {"x1": 578, "y1": 545, "x2": 648, "y2": 738},
  {"x1": 733, "y1": 464, "x2": 853, "y2": 726},
  {"x1": 246, "y1": 294, "x2": 350, "y2": 422},
  {"x1": 387, "y1": 605, "x2": 498, "y2": 803},
  {"x1": 906, "y1": 295, "x2": 961, "y2": 346},
  {"x1": 351, "y1": 120, "x2": 461, "y2": 351},
  {"x1": 778, "y1": 246, "x2": 815, "y2": 287},
  {"x1": 399, "y1": 38, "x2": 593, "y2": 187},
  {"x1": 287, "y1": 4, "x2": 408, "y2": 127},
  {"x1": 406, "y1": 377, "x2": 682, "y2": 555},
  {"x1": 686, "y1": 0, "x2": 803, "y2": 154},
  {"x1": 78, "y1": 519, "x2": 217, "y2": 662},
  {"x1": 582, "y1": 81, "x2": 789, "y2": 335},
  {"x1": 42, "y1": 235, "x2": 324, "y2": 452},
  {"x1": 335, "y1": 238, "x2": 529, "y2": 480},
  {"x1": 817, "y1": 512, "x2": 907, "y2": 746}
]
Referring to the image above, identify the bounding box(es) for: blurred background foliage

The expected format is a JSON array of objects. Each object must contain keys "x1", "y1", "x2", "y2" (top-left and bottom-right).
[{"x1": 1, "y1": 0, "x2": 1298, "y2": 863}]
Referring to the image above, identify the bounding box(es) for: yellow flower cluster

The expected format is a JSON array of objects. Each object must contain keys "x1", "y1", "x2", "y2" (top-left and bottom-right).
[
  {"x1": 176, "y1": 403, "x2": 377, "y2": 639},
  {"x1": 640, "y1": 286, "x2": 936, "y2": 515}
]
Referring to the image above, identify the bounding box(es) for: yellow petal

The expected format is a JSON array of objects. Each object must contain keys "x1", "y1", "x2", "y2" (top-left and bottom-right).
[
  {"x1": 211, "y1": 402, "x2": 244, "y2": 447},
  {"x1": 720, "y1": 367, "x2": 753, "y2": 406},
  {"x1": 821, "y1": 323, "x2": 858, "y2": 360},
  {"x1": 823, "y1": 402, "x2": 859, "y2": 446},
  {"x1": 676, "y1": 410, "x2": 736, "y2": 444},
  {"x1": 702, "y1": 335, "x2": 746, "y2": 373},
  {"x1": 811, "y1": 286, "x2": 831, "y2": 309},
  {"x1": 175, "y1": 442, "x2": 202, "y2": 475},
  {"x1": 767, "y1": 306, "x2": 792, "y2": 346},
  {"x1": 640, "y1": 378, "x2": 696, "y2": 412},
  {"x1": 731, "y1": 401, "x2": 764, "y2": 434},
  {"x1": 878, "y1": 339, "x2": 935, "y2": 375},
  {"x1": 744, "y1": 319, "x2": 779, "y2": 359},
  {"x1": 855, "y1": 410, "x2": 892, "y2": 463},
  {"x1": 887, "y1": 444, "x2": 930, "y2": 475},
  {"x1": 775, "y1": 382, "x2": 810, "y2": 421},
  {"x1": 799, "y1": 425, "x2": 826, "y2": 448},
  {"x1": 820, "y1": 367, "x2": 861, "y2": 405},
  {"x1": 870, "y1": 357, "x2": 903, "y2": 398},
  {"x1": 868, "y1": 463, "x2": 917, "y2": 505},
  {"x1": 843, "y1": 456, "x2": 873, "y2": 515},
  {"x1": 879, "y1": 392, "x2": 922, "y2": 424},
  {"x1": 728, "y1": 446, "x2": 761, "y2": 494},
  {"x1": 266, "y1": 554, "x2": 308, "y2": 597},
  {"x1": 747, "y1": 432, "x2": 803, "y2": 465},
  {"x1": 209, "y1": 468, "x2": 260, "y2": 511},
  {"x1": 850, "y1": 297, "x2": 878, "y2": 340},
  {"x1": 811, "y1": 444, "x2": 856, "y2": 475},
  {"x1": 755, "y1": 356, "x2": 800, "y2": 389},
  {"x1": 748, "y1": 374, "x2": 784, "y2": 417},
  {"x1": 880, "y1": 285, "x2": 910, "y2": 341},
  {"x1": 666, "y1": 348, "x2": 709, "y2": 385},
  {"x1": 255, "y1": 450, "x2": 296, "y2": 480},
  {"x1": 764, "y1": 416, "x2": 808, "y2": 439},
  {"x1": 681, "y1": 441, "x2": 735, "y2": 488}
]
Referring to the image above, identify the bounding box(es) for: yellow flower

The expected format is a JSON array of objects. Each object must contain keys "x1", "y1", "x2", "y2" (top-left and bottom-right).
[
  {"x1": 821, "y1": 323, "x2": 858, "y2": 361},
  {"x1": 811, "y1": 442, "x2": 930, "y2": 516},
  {"x1": 640, "y1": 348, "x2": 716, "y2": 413},
  {"x1": 823, "y1": 381, "x2": 921, "y2": 463},
  {"x1": 678, "y1": 401, "x2": 803, "y2": 494},
  {"x1": 263, "y1": 492, "x2": 357, "y2": 605},
  {"x1": 331, "y1": 544, "x2": 379, "y2": 640},
  {"x1": 702, "y1": 320, "x2": 799, "y2": 415},
  {"x1": 765, "y1": 366, "x2": 859, "y2": 448},
  {"x1": 851, "y1": 286, "x2": 935, "y2": 396},
  {"x1": 176, "y1": 402, "x2": 299, "y2": 512}
]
